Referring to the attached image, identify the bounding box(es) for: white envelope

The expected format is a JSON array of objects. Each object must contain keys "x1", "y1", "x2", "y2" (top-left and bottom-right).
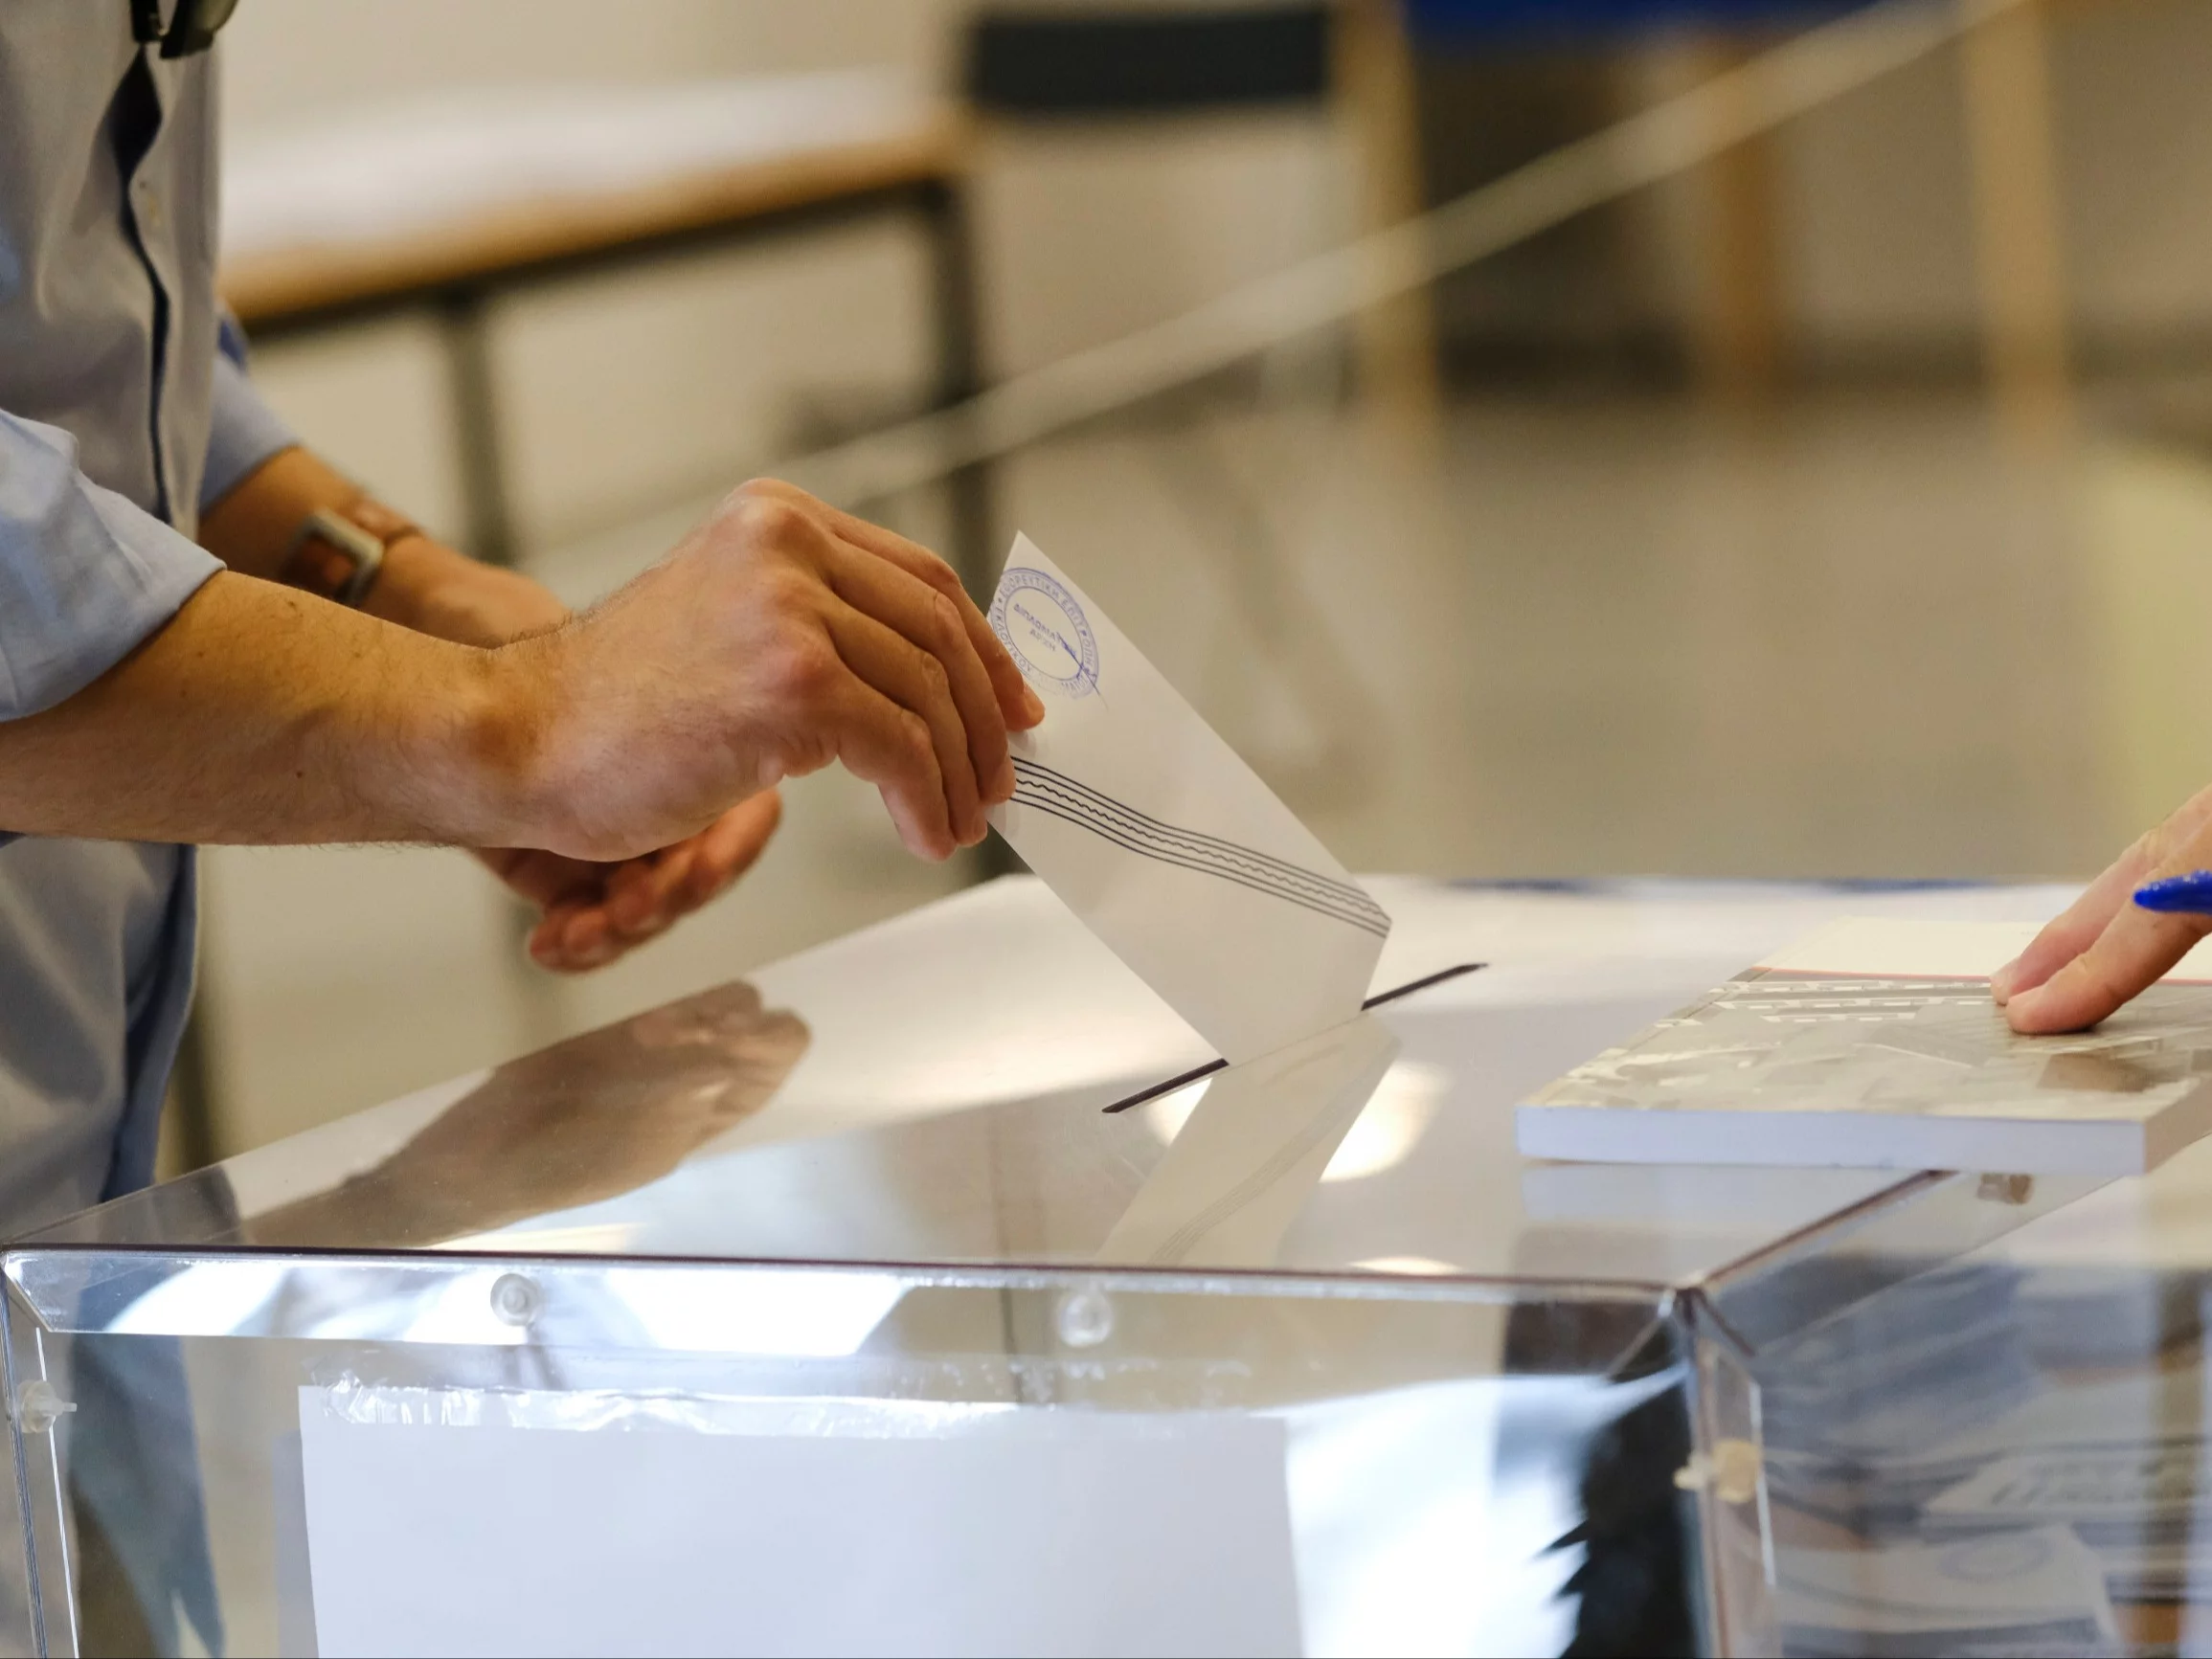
[{"x1": 985, "y1": 536, "x2": 1389, "y2": 1063}]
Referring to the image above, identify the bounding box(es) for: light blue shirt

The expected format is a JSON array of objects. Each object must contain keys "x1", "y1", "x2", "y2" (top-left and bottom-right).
[
  {"x1": 1, "y1": 11, "x2": 302, "y2": 1653},
  {"x1": 0, "y1": 6, "x2": 296, "y2": 1237}
]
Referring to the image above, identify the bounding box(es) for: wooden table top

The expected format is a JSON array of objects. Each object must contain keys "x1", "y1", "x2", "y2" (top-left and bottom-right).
[{"x1": 222, "y1": 121, "x2": 968, "y2": 331}]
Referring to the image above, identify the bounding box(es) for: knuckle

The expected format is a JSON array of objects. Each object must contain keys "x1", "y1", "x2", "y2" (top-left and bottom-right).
[
  {"x1": 900, "y1": 712, "x2": 936, "y2": 764},
  {"x1": 915, "y1": 650, "x2": 951, "y2": 700},
  {"x1": 725, "y1": 488, "x2": 808, "y2": 547},
  {"x1": 766, "y1": 726, "x2": 831, "y2": 778},
  {"x1": 763, "y1": 637, "x2": 836, "y2": 701},
  {"x1": 729, "y1": 476, "x2": 798, "y2": 509},
  {"x1": 759, "y1": 566, "x2": 819, "y2": 617},
  {"x1": 926, "y1": 592, "x2": 966, "y2": 652}
]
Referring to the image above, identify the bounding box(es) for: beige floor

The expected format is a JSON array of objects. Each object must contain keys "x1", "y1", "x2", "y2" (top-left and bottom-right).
[{"x1": 193, "y1": 387, "x2": 2212, "y2": 1157}]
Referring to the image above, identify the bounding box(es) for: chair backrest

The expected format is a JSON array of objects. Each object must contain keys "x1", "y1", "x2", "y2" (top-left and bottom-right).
[
  {"x1": 964, "y1": 4, "x2": 1334, "y2": 117},
  {"x1": 1405, "y1": 0, "x2": 1874, "y2": 45}
]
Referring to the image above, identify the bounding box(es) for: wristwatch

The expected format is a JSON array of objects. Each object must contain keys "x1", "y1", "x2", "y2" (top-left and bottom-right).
[{"x1": 278, "y1": 499, "x2": 423, "y2": 607}]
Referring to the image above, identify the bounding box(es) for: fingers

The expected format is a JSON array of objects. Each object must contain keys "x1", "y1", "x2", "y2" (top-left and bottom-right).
[
  {"x1": 1994, "y1": 784, "x2": 2212, "y2": 1008},
  {"x1": 818, "y1": 604, "x2": 980, "y2": 851},
  {"x1": 791, "y1": 662, "x2": 958, "y2": 860},
  {"x1": 602, "y1": 840, "x2": 702, "y2": 939},
  {"x1": 2004, "y1": 903, "x2": 2212, "y2": 1034},
  {"x1": 821, "y1": 538, "x2": 1015, "y2": 811},
  {"x1": 518, "y1": 795, "x2": 784, "y2": 973},
  {"x1": 475, "y1": 847, "x2": 594, "y2": 909},
  {"x1": 749, "y1": 479, "x2": 1044, "y2": 730},
  {"x1": 1992, "y1": 846, "x2": 2153, "y2": 1005},
  {"x1": 611, "y1": 795, "x2": 779, "y2": 930},
  {"x1": 694, "y1": 790, "x2": 781, "y2": 897}
]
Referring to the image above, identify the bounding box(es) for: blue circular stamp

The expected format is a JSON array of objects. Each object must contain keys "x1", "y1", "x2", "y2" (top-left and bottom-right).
[{"x1": 991, "y1": 568, "x2": 1100, "y2": 700}]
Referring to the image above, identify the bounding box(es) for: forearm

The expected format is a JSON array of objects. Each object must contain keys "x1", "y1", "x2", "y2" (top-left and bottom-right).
[
  {"x1": 0, "y1": 571, "x2": 540, "y2": 846},
  {"x1": 199, "y1": 445, "x2": 508, "y2": 625}
]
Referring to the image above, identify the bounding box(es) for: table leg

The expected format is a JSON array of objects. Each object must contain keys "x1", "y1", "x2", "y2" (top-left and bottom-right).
[
  {"x1": 437, "y1": 287, "x2": 522, "y2": 569},
  {"x1": 919, "y1": 177, "x2": 994, "y2": 607}
]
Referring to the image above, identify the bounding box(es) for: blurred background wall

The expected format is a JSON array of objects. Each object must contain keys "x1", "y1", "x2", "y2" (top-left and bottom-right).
[{"x1": 182, "y1": 0, "x2": 2212, "y2": 1161}]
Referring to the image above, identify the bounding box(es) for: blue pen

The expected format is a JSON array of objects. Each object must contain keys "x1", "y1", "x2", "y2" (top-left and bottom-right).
[{"x1": 2134, "y1": 871, "x2": 2212, "y2": 913}]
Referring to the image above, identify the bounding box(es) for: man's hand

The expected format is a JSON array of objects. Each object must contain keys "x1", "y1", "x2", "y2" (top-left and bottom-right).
[
  {"x1": 364, "y1": 536, "x2": 785, "y2": 972},
  {"x1": 485, "y1": 791, "x2": 782, "y2": 972},
  {"x1": 513, "y1": 478, "x2": 1045, "y2": 864},
  {"x1": 1997, "y1": 783, "x2": 2212, "y2": 1033}
]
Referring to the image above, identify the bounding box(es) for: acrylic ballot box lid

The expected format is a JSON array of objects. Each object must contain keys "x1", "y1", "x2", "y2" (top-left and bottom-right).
[{"x1": 7, "y1": 878, "x2": 2098, "y2": 1321}]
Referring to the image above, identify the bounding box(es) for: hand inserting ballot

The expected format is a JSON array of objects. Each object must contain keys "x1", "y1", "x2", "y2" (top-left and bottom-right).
[
  {"x1": 509, "y1": 479, "x2": 1046, "y2": 867},
  {"x1": 1996, "y1": 783, "x2": 2212, "y2": 1033}
]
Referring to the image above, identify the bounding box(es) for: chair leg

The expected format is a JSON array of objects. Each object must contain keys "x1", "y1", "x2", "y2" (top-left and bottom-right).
[
  {"x1": 437, "y1": 287, "x2": 566, "y2": 1044},
  {"x1": 1336, "y1": 0, "x2": 1444, "y2": 444},
  {"x1": 1960, "y1": 0, "x2": 2073, "y2": 444}
]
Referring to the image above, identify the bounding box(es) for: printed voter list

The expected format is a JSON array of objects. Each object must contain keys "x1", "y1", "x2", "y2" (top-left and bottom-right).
[{"x1": 985, "y1": 534, "x2": 1389, "y2": 1065}]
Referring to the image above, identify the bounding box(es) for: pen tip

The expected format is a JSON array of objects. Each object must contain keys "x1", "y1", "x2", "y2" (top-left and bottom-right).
[{"x1": 2134, "y1": 870, "x2": 2212, "y2": 913}]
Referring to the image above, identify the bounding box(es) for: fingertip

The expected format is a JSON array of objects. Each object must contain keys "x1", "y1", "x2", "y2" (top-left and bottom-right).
[
  {"x1": 1990, "y1": 957, "x2": 2020, "y2": 1004},
  {"x1": 885, "y1": 790, "x2": 956, "y2": 863},
  {"x1": 1018, "y1": 685, "x2": 1046, "y2": 727},
  {"x1": 682, "y1": 853, "x2": 732, "y2": 908},
  {"x1": 605, "y1": 889, "x2": 650, "y2": 934},
  {"x1": 564, "y1": 908, "x2": 610, "y2": 957},
  {"x1": 2002, "y1": 984, "x2": 2064, "y2": 1035}
]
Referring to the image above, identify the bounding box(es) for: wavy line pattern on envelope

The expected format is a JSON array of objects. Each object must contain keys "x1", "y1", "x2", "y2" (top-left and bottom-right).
[{"x1": 1008, "y1": 757, "x2": 1391, "y2": 938}]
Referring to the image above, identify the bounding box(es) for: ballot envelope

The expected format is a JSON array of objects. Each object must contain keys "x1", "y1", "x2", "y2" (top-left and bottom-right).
[{"x1": 3, "y1": 877, "x2": 2176, "y2": 1659}]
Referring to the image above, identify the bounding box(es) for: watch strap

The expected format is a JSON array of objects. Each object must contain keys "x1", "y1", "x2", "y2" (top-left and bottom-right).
[{"x1": 278, "y1": 501, "x2": 423, "y2": 608}]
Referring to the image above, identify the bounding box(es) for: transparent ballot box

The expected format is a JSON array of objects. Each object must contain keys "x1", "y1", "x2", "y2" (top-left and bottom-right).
[{"x1": 0, "y1": 878, "x2": 2105, "y2": 1658}]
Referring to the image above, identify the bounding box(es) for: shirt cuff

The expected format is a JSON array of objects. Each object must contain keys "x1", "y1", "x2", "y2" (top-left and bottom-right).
[
  {"x1": 199, "y1": 351, "x2": 301, "y2": 514},
  {"x1": 0, "y1": 411, "x2": 222, "y2": 724}
]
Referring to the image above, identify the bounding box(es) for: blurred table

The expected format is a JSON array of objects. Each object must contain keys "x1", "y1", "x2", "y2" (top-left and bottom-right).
[
  {"x1": 1408, "y1": 0, "x2": 2088, "y2": 437},
  {"x1": 219, "y1": 74, "x2": 988, "y2": 580},
  {"x1": 5, "y1": 874, "x2": 2117, "y2": 1655}
]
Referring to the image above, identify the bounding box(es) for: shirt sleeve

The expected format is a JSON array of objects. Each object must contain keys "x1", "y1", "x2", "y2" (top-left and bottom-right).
[
  {"x1": 198, "y1": 330, "x2": 300, "y2": 514},
  {"x1": 0, "y1": 409, "x2": 222, "y2": 723}
]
